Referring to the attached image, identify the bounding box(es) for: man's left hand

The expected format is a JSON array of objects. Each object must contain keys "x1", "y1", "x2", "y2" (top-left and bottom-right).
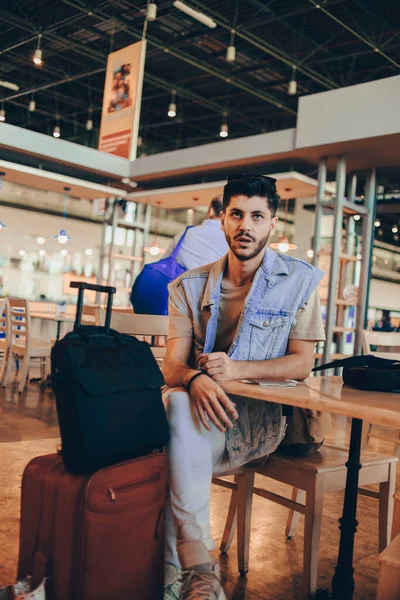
[{"x1": 198, "y1": 352, "x2": 237, "y2": 381}]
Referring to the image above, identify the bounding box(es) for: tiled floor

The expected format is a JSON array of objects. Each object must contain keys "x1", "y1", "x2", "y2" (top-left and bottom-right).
[{"x1": 0, "y1": 375, "x2": 398, "y2": 599}]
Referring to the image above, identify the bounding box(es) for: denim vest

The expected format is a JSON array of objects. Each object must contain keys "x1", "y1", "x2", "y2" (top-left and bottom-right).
[{"x1": 169, "y1": 248, "x2": 324, "y2": 466}]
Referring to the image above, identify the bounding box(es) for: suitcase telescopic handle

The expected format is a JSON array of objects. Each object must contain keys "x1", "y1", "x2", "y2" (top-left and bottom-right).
[{"x1": 70, "y1": 281, "x2": 116, "y2": 333}]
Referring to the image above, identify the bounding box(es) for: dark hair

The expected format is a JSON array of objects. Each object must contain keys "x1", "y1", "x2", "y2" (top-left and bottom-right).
[
  {"x1": 223, "y1": 175, "x2": 280, "y2": 216},
  {"x1": 210, "y1": 195, "x2": 224, "y2": 217}
]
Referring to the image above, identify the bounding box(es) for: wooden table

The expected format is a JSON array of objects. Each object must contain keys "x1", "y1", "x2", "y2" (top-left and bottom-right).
[
  {"x1": 31, "y1": 312, "x2": 75, "y2": 341},
  {"x1": 221, "y1": 376, "x2": 400, "y2": 600}
]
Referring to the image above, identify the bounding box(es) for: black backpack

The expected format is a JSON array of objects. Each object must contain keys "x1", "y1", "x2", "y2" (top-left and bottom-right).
[
  {"x1": 313, "y1": 355, "x2": 400, "y2": 393},
  {"x1": 51, "y1": 282, "x2": 169, "y2": 474}
]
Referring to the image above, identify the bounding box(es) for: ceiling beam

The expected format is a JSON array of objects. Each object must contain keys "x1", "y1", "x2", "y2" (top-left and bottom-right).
[
  {"x1": 306, "y1": 0, "x2": 400, "y2": 69},
  {"x1": 192, "y1": 1, "x2": 339, "y2": 90},
  {"x1": 62, "y1": 0, "x2": 297, "y2": 116}
]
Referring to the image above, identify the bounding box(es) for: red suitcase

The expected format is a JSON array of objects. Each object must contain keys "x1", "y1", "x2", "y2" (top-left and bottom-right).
[{"x1": 18, "y1": 452, "x2": 167, "y2": 599}]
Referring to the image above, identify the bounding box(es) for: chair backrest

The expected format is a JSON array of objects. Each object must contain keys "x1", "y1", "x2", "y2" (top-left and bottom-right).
[
  {"x1": 362, "y1": 330, "x2": 400, "y2": 361},
  {"x1": 8, "y1": 298, "x2": 30, "y2": 352},
  {"x1": 0, "y1": 297, "x2": 10, "y2": 351},
  {"x1": 97, "y1": 309, "x2": 168, "y2": 359},
  {"x1": 81, "y1": 305, "x2": 100, "y2": 326}
]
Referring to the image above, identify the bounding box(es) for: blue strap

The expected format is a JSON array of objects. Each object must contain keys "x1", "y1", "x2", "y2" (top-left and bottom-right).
[{"x1": 170, "y1": 226, "x2": 194, "y2": 259}]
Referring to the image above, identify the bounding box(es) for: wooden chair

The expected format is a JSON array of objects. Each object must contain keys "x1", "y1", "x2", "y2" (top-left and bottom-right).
[
  {"x1": 215, "y1": 446, "x2": 397, "y2": 599},
  {"x1": 81, "y1": 305, "x2": 100, "y2": 326},
  {"x1": 2, "y1": 298, "x2": 51, "y2": 393},
  {"x1": 361, "y1": 330, "x2": 400, "y2": 455},
  {"x1": 0, "y1": 298, "x2": 11, "y2": 384},
  {"x1": 392, "y1": 494, "x2": 400, "y2": 541},
  {"x1": 377, "y1": 534, "x2": 400, "y2": 600},
  {"x1": 362, "y1": 330, "x2": 400, "y2": 361},
  {"x1": 96, "y1": 310, "x2": 168, "y2": 361}
]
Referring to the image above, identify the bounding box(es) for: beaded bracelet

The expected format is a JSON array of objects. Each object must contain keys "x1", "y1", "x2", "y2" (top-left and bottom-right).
[{"x1": 186, "y1": 371, "x2": 206, "y2": 393}]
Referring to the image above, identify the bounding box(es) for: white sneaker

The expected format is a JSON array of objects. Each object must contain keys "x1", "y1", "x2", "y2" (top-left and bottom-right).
[
  {"x1": 165, "y1": 563, "x2": 182, "y2": 600},
  {"x1": 179, "y1": 563, "x2": 225, "y2": 600},
  {"x1": 0, "y1": 578, "x2": 46, "y2": 600}
]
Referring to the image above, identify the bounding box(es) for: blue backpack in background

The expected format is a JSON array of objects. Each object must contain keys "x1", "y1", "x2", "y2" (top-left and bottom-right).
[{"x1": 130, "y1": 227, "x2": 192, "y2": 315}]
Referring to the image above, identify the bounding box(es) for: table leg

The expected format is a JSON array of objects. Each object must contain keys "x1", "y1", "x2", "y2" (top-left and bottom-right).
[
  {"x1": 56, "y1": 321, "x2": 61, "y2": 342},
  {"x1": 331, "y1": 417, "x2": 363, "y2": 599},
  {"x1": 316, "y1": 418, "x2": 363, "y2": 600}
]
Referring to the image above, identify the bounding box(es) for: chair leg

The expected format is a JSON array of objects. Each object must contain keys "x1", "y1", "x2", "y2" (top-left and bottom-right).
[
  {"x1": 393, "y1": 431, "x2": 400, "y2": 459},
  {"x1": 3, "y1": 351, "x2": 14, "y2": 387},
  {"x1": 379, "y1": 461, "x2": 397, "y2": 551},
  {"x1": 285, "y1": 487, "x2": 306, "y2": 539},
  {"x1": 0, "y1": 348, "x2": 9, "y2": 385},
  {"x1": 40, "y1": 359, "x2": 46, "y2": 382},
  {"x1": 18, "y1": 357, "x2": 29, "y2": 393},
  {"x1": 236, "y1": 470, "x2": 255, "y2": 576},
  {"x1": 220, "y1": 479, "x2": 239, "y2": 553},
  {"x1": 303, "y1": 477, "x2": 325, "y2": 600},
  {"x1": 361, "y1": 421, "x2": 372, "y2": 450}
]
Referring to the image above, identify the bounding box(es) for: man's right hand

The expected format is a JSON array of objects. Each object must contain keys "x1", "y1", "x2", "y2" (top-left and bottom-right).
[{"x1": 189, "y1": 374, "x2": 238, "y2": 432}]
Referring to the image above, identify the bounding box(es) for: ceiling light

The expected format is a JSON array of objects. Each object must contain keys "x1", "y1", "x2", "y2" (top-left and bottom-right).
[
  {"x1": 392, "y1": 226, "x2": 398, "y2": 234},
  {"x1": 0, "y1": 108, "x2": 5, "y2": 122},
  {"x1": 121, "y1": 177, "x2": 131, "y2": 184},
  {"x1": 39, "y1": 249, "x2": 46, "y2": 257},
  {"x1": 219, "y1": 110, "x2": 228, "y2": 138},
  {"x1": 60, "y1": 249, "x2": 68, "y2": 257},
  {"x1": 270, "y1": 234, "x2": 297, "y2": 253},
  {"x1": 0, "y1": 80, "x2": 19, "y2": 92},
  {"x1": 226, "y1": 30, "x2": 236, "y2": 63},
  {"x1": 168, "y1": 103, "x2": 177, "y2": 118},
  {"x1": 33, "y1": 34, "x2": 43, "y2": 66},
  {"x1": 36, "y1": 237, "x2": 45, "y2": 245},
  {"x1": 19, "y1": 250, "x2": 26, "y2": 257},
  {"x1": 86, "y1": 106, "x2": 93, "y2": 131},
  {"x1": 147, "y1": 2, "x2": 157, "y2": 21},
  {"x1": 128, "y1": 180, "x2": 138, "y2": 188},
  {"x1": 33, "y1": 48, "x2": 42, "y2": 65},
  {"x1": 226, "y1": 45, "x2": 236, "y2": 63},
  {"x1": 374, "y1": 219, "x2": 380, "y2": 227},
  {"x1": 53, "y1": 115, "x2": 60, "y2": 138},
  {"x1": 168, "y1": 90, "x2": 177, "y2": 118},
  {"x1": 353, "y1": 215, "x2": 361, "y2": 221},
  {"x1": 219, "y1": 124, "x2": 228, "y2": 138},
  {"x1": 378, "y1": 229, "x2": 383, "y2": 236},
  {"x1": 306, "y1": 249, "x2": 314, "y2": 258},
  {"x1": 357, "y1": 254, "x2": 362, "y2": 260},
  {"x1": 144, "y1": 241, "x2": 166, "y2": 256},
  {"x1": 85, "y1": 248, "x2": 93, "y2": 256},
  {"x1": 29, "y1": 97, "x2": 36, "y2": 112},
  {"x1": 54, "y1": 229, "x2": 71, "y2": 244},
  {"x1": 288, "y1": 65, "x2": 297, "y2": 95},
  {"x1": 173, "y1": 1, "x2": 217, "y2": 29}
]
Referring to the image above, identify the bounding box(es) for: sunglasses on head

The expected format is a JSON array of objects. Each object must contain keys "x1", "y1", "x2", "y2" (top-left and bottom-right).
[{"x1": 226, "y1": 173, "x2": 277, "y2": 184}]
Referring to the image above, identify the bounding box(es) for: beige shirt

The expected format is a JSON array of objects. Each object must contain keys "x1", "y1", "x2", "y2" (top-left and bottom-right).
[{"x1": 168, "y1": 285, "x2": 325, "y2": 348}]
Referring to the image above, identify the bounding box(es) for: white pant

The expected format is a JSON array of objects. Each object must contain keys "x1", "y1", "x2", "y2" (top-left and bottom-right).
[{"x1": 164, "y1": 388, "x2": 256, "y2": 569}]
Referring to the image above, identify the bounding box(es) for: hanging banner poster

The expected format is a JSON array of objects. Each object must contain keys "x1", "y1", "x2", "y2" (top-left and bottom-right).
[{"x1": 98, "y1": 40, "x2": 146, "y2": 160}]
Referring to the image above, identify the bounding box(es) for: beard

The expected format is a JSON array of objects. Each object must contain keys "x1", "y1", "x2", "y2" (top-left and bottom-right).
[{"x1": 225, "y1": 229, "x2": 272, "y2": 261}]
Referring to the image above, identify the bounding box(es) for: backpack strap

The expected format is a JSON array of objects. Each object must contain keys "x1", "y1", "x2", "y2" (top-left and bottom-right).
[
  {"x1": 170, "y1": 226, "x2": 194, "y2": 259},
  {"x1": 313, "y1": 354, "x2": 399, "y2": 372}
]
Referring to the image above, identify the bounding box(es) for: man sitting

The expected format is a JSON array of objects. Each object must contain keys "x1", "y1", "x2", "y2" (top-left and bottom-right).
[{"x1": 162, "y1": 175, "x2": 325, "y2": 600}]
